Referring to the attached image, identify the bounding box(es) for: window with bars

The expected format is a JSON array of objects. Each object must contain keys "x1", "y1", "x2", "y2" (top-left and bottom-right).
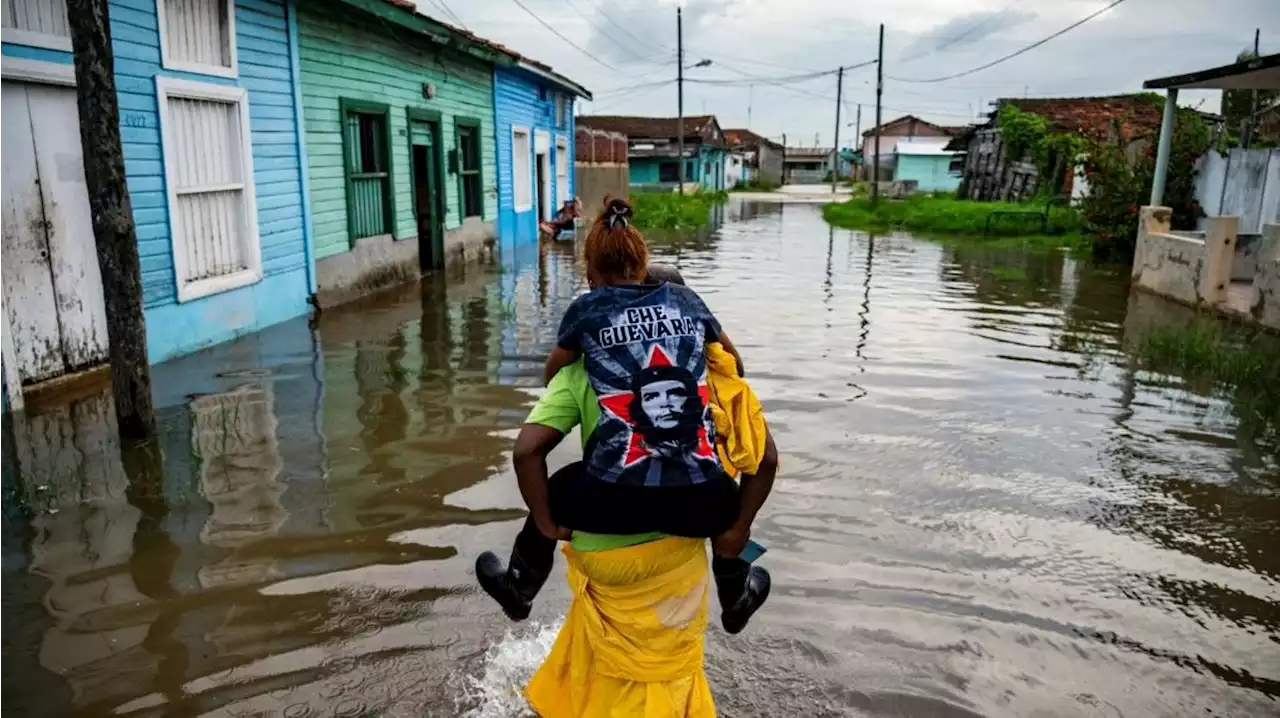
[
  {"x1": 456, "y1": 120, "x2": 482, "y2": 219},
  {"x1": 157, "y1": 0, "x2": 237, "y2": 77},
  {"x1": 512, "y1": 127, "x2": 532, "y2": 212},
  {"x1": 340, "y1": 99, "x2": 394, "y2": 241},
  {"x1": 2, "y1": 0, "x2": 71, "y2": 51},
  {"x1": 554, "y1": 94, "x2": 565, "y2": 130},
  {"x1": 157, "y1": 77, "x2": 260, "y2": 302}
]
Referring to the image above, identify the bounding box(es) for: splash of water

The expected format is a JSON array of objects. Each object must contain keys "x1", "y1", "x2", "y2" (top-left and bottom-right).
[{"x1": 457, "y1": 620, "x2": 564, "y2": 718}]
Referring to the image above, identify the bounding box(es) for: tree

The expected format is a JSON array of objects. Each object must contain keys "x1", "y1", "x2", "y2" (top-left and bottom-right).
[{"x1": 1222, "y1": 50, "x2": 1279, "y2": 146}]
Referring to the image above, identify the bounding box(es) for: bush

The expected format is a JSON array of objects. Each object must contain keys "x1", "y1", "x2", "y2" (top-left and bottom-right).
[
  {"x1": 822, "y1": 194, "x2": 1082, "y2": 238},
  {"x1": 731, "y1": 179, "x2": 780, "y2": 192},
  {"x1": 631, "y1": 189, "x2": 728, "y2": 230}
]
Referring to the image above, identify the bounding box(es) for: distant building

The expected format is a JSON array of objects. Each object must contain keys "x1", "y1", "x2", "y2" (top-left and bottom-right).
[
  {"x1": 577, "y1": 115, "x2": 727, "y2": 191},
  {"x1": 952, "y1": 95, "x2": 1167, "y2": 202},
  {"x1": 782, "y1": 147, "x2": 843, "y2": 184},
  {"x1": 724, "y1": 129, "x2": 784, "y2": 185},
  {"x1": 861, "y1": 115, "x2": 962, "y2": 180},
  {"x1": 893, "y1": 139, "x2": 961, "y2": 192}
]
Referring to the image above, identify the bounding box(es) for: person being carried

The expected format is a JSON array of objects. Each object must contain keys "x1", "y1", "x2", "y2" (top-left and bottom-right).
[
  {"x1": 539, "y1": 198, "x2": 582, "y2": 238},
  {"x1": 476, "y1": 198, "x2": 773, "y2": 635}
]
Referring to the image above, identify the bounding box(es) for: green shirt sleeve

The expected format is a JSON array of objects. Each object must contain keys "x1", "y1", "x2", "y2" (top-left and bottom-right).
[{"x1": 526, "y1": 358, "x2": 589, "y2": 435}]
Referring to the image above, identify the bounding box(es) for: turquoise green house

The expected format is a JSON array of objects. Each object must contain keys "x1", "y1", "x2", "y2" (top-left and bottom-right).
[{"x1": 298, "y1": 0, "x2": 506, "y2": 306}]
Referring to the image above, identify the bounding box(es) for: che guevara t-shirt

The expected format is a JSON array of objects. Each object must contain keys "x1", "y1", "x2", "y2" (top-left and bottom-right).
[{"x1": 556, "y1": 282, "x2": 727, "y2": 487}]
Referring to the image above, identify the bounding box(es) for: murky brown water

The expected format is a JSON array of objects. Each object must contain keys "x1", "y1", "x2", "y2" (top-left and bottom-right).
[{"x1": 3, "y1": 200, "x2": 1278, "y2": 717}]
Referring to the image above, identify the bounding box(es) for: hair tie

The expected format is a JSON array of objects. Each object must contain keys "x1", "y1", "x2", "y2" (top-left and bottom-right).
[{"x1": 607, "y1": 204, "x2": 630, "y2": 229}]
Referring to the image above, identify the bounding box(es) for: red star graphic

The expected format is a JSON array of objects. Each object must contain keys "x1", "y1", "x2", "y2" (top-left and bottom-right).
[{"x1": 597, "y1": 345, "x2": 717, "y2": 467}]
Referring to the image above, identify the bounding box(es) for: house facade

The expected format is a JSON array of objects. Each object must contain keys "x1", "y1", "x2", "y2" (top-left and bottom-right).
[
  {"x1": 894, "y1": 139, "x2": 961, "y2": 192},
  {"x1": 1, "y1": 0, "x2": 589, "y2": 409},
  {"x1": 725, "y1": 128, "x2": 783, "y2": 186},
  {"x1": 861, "y1": 115, "x2": 960, "y2": 181},
  {"x1": 493, "y1": 63, "x2": 590, "y2": 251},
  {"x1": 2, "y1": 0, "x2": 311, "y2": 393},
  {"x1": 578, "y1": 115, "x2": 727, "y2": 191},
  {"x1": 298, "y1": 0, "x2": 510, "y2": 307}
]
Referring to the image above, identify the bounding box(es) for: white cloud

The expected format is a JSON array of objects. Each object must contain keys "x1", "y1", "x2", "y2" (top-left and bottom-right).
[{"x1": 423, "y1": 0, "x2": 1280, "y2": 146}]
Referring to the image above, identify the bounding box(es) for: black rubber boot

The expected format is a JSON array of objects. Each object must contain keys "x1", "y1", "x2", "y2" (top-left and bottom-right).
[
  {"x1": 721, "y1": 565, "x2": 771, "y2": 635},
  {"x1": 475, "y1": 548, "x2": 549, "y2": 621}
]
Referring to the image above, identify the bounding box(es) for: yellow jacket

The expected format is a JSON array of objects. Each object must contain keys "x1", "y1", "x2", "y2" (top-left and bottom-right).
[
  {"x1": 525, "y1": 538, "x2": 716, "y2": 717},
  {"x1": 705, "y1": 343, "x2": 768, "y2": 478}
]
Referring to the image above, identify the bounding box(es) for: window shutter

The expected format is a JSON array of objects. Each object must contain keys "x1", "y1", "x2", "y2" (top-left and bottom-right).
[{"x1": 160, "y1": 0, "x2": 234, "y2": 73}]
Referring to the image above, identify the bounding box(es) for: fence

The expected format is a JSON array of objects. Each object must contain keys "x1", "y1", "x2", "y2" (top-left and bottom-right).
[{"x1": 1194, "y1": 148, "x2": 1280, "y2": 235}]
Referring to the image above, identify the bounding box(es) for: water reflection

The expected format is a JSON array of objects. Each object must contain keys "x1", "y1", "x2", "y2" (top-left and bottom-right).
[{"x1": 2, "y1": 199, "x2": 1277, "y2": 717}]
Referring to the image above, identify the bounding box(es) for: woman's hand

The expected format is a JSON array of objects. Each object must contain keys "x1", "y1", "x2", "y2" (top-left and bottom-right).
[{"x1": 711, "y1": 525, "x2": 750, "y2": 558}]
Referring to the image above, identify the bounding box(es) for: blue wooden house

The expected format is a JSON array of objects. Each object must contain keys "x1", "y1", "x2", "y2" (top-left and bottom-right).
[
  {"x1": 1, "y1": 0, "x2": 312, "y2": 402},
  {"x1": 494, "y1": 63, "x2": 592, "y2": 251}
]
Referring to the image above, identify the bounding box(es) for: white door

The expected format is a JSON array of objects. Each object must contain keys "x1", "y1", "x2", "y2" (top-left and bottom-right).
[
  {"x1": 1, "y1": 80, "x2": 108, "y2": 384},
  {"x1": 555, "y1": 137, "x2": 569, "y2": 208}
]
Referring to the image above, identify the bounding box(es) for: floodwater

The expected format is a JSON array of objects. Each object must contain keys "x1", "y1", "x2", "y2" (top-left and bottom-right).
[{"x1": 3, "y1": 200, "x2": 1278, "y2": 717}]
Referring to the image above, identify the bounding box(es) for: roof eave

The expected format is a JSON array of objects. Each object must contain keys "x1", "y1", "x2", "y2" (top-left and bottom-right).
[
  {"x1": 345, "y1": 0, "x2": 515, "y2": 65},
  {"x1": 516, "y1": 61, "x2": 593, "y2": 100},
  {"x1": 1144, "y1": 53, "x2": 1280, "y2": 90}
]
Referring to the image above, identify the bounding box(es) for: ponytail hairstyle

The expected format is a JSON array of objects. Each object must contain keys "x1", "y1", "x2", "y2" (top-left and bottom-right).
[{"x1": 584, "y1": 196, "x2": 649, "y2": 285}]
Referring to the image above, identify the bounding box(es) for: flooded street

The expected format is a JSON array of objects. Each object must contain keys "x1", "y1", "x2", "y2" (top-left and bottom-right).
[{"x1": 3, "y1": 200, "x2": 1277, "y2": 717}]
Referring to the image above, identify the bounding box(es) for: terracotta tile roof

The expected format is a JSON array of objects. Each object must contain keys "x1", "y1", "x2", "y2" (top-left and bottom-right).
[
  {"x1": 377, "y1": 0, "x2": 589, "y2": 97},
  {"x1": 785, "y1": 147, "x2": 832, "y2": 158},
  {"x1": 861, "y1": 114, "x2": 952, "y2": 137},
  {"x1": 724, "y1": 128, "x2": 780, "y2": 149},
  {"x1": 997, "y1": 94, "x2": 1165, "y2": 140},
  {"x1": 577, "y1": 115, "x2": 718, "y2": 140}
]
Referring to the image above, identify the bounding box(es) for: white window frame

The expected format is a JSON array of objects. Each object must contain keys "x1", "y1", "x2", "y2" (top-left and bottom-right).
[
  {"x1": 156, "y1": 76, "x2": 261, "y2": 302},
  {"x1": 155, "y1": 0, "x2": 239, "y2": 79},
  {"x1": 2, "y1": 27, "x2": 71, "y2": 51},
  {"x1": 511, "y1": 125, "x2": 532, "y2": 213},
  {"x1": 0, "y1": 57, "x2": 76, "y2": 86}
]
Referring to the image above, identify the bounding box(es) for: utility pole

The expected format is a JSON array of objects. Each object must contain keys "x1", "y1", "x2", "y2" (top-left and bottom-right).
[
  {"x1": 832, "y1": 65, "x2": 843, "y2": 193},
  {"x1": 1246, "y1": 27, "x2": 1260, "y2": 148},
  {"x1": 747, "y1": 84, "x2": 753, "y2": 128},
  {"x1": 855, "y1": 103, "x2": 862, "y2": 179},
  {"x1": 872, "y1": 23, "x2": 884, "y2": 206},
  {"x1": 781, "y1": 132, "x2": 787, "y2": 185},
  {"x1": 676, "y1": 7, "x2": 684, "y2": 193},
  {"x1": 66, "y1": 0, "x2": 157, "y2": 442}
]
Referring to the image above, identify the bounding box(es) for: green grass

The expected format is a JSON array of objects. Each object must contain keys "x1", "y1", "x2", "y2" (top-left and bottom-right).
[
  {"x1": 730, "y1": 179, "x2": 780, "y2": 192},
  {"x1": 1135, "y1": 320, "x2": 1280, "y2": 441},
  {"x1": 631, "y1": 190, "x2": 729, "y2": 230},
  {"x1": 823, "y1": 194, "x2": 1084, "y2": 239},
  {"x1": 989, "y1": 266, "x2": 1028, "y2": 281}
]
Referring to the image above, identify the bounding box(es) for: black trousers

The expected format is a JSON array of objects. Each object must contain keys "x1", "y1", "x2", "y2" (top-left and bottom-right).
[{"x1": 511, "y1": 461, "x2": 751, "y2": 607}]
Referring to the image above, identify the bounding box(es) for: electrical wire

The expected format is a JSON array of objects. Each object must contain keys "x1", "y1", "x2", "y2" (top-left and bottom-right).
[
  {"x1": 589, "y1": 79, "x2": 674, "y2": 113},
  {"x1": 556, "y1": 0, "x2": 660, "y2": 63},
  {"x1": 424, "y1": 0, "x2": 468, "y2": 30},
  {"x1": 507, "y1": 0, "x2": 619, "y2": 71},
  {"x1": 888, "y1": 0, "x2": 1129, "y2": 83},
  {"x1": 896, "y1": 0, "x2": 1027, "y2": 64}
]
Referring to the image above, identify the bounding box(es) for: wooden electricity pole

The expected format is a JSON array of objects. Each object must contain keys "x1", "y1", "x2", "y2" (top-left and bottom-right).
[
  {"x1": 872, "y1": 24, "x2": 884, "y2": 206},
  {"x1": 66, "y1": 0, "x2": 157, "y2": 441},
  {"x1": 832, "y1": 66, "x2": 843, "y2": 193},
  {"x1": 676, "y1": 7, "x2": 685, "y2": 193}
]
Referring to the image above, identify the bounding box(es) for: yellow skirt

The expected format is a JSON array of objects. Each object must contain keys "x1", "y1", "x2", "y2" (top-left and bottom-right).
[{"x1": 525, "y1": 537, "x2": 716, "y2": 718}]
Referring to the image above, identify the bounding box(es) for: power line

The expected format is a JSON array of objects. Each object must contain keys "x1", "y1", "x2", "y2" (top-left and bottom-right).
[
  {"x1": 507, "y1": 0, "x2": 618, "y2": 71},
  {"x1": 556, "y1": 0, "x2": 655, "y2": 63},
  {"x1": 897, "y1": 0, "x2": 1027, "y2": 64},
  {"x1": 425, "y1": 0, "x2": 468, "y2": 29},
  {"x1": 594, "y1": 1, "x2": 674, "y2": 55},
  {"x1": 888, "y1": 0, "x2": 1129, "y2": 83}
]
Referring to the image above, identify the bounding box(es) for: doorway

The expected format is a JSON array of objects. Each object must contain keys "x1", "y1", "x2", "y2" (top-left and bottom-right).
[
  {"x1": 2, "y1": 80, "x2": 108, "y2": 385},
  {"x1": 409, "y1": 117, "x2": 444, "y2": 271},
  {"x1": 535, "y1": 151, "x2": 550, "y2": 223}
]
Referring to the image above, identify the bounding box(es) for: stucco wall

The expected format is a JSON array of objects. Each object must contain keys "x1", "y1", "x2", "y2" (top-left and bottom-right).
[{"x1": 575, "y1": 164, "x2": 628, "y2": 213}]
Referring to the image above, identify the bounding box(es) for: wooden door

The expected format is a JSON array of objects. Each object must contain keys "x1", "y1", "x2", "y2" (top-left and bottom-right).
[
  {"x1": 1, "y1": 80, "x2": 108, "y2": 385},
  {"x1": 410, "y1": 119, "x2": 444, "y2": 271}
]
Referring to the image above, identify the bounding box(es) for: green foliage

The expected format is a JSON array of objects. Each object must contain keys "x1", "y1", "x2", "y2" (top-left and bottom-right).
[
  {"x1": 996, "y1": 105, "x2": 1086, "y2": 196},
  {"x1": 1222, "y1": 50, "x2": 1280, "y2": 142},
  {"x1": 822, "y1": 194, "x2": 1082, "y2": 238},
  {"x1": 631, "y1": 189, "x2": 728, "y2": 230},
  {"x1": 1136, "y1": 319, "x2": 1280, "y2": 442},
  {"x1": 1076, "y1": 104, "x2": 1210, "y2": 258},
  {"x1": 730, "y1": 179, "x2": 780, "y2": 192}
]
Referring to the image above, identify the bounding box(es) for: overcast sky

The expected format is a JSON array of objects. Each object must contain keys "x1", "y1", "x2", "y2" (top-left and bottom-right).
[{"x1": 418, "y1": 0, "x2": 1280, "y2": 148}]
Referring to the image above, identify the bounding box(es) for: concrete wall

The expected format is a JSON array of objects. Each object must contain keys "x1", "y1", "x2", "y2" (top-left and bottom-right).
[
  {"x1": 757, "y1": 144, "x2": 783, "y2": 185},
  {"x1": 1253, "y1": 223, "x2": 1280, "y2": 329},
  {"x1": 574, "y1": 164, "x2": 628, "y2": 213},
  {"x1": 1133, "y1": 206, "x2": 1237, "y2": 308},
  {"x1": 896, "y1": 154, "x2": 960, "y2": 193},
  {"x1": 299, "y1": 0, "x2": 496, "y2": 306}
]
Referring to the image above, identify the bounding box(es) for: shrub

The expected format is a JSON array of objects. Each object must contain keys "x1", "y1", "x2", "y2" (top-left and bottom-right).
[{"x1": 631, "y1": 189, "x2": 727, "y2": 230}]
